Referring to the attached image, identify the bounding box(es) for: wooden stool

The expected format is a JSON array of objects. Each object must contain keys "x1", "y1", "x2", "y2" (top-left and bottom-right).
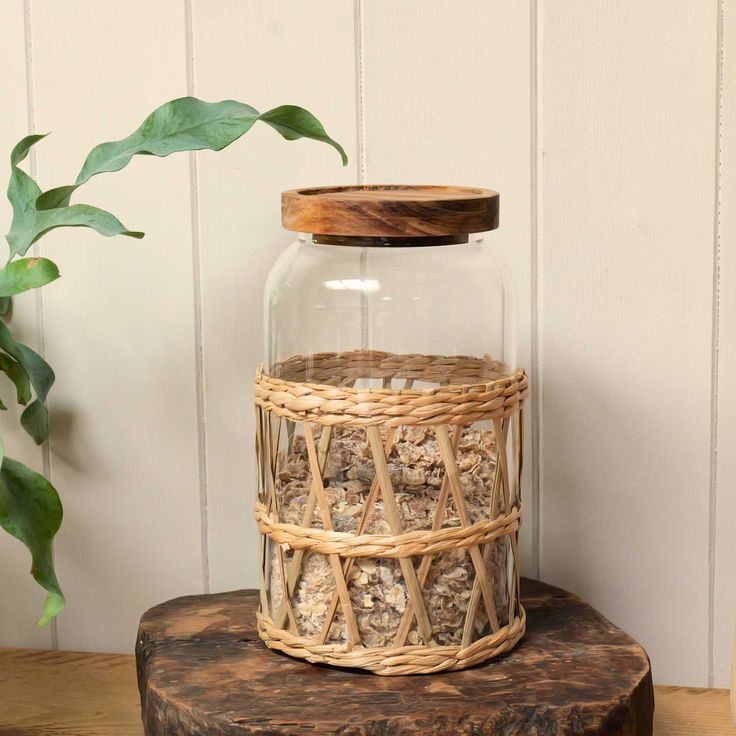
[{"x1": 136, "y1": 578, "x2": 654, "y2": 735}]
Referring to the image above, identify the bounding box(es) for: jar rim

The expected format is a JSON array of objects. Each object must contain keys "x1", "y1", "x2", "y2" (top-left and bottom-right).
[{"x1": 310, "y1": 233, "x2": 470, "y2": 247}]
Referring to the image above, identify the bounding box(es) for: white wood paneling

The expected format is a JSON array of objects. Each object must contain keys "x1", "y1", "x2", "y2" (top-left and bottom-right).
[
  {"x1": 537, "y1": 1, "x2": 718, "y2": 686},
  {"x1": 191, "y1": 0, "x2": 359, "y2": 592},
  {"x1": 0, "y1": 0, "x2": 51, "y2": 649},
  {"x1": 29, "y1": 0, "x2": 204, "y2": 652},
  {"x1": 359, "y1": 0, "x2": 536, "y2": 574},
  {"x1": 713, "y1": 0, "x2": 736, "y2": 689}
]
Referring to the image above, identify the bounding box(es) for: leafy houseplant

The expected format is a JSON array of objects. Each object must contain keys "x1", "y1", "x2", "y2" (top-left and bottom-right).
[{"x1": 1, "y1": 97, "x2": 346, "y2": 625}]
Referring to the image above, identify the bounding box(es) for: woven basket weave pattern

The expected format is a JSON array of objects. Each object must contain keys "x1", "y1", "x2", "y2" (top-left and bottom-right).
[{"x1": 254, "y1": 351, "x2": 527, "y2": 675}]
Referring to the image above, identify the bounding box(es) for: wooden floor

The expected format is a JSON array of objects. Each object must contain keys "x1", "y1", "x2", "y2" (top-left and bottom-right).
[{"x1": 0, "y1": 648, "x2": 733, "y2": 735}]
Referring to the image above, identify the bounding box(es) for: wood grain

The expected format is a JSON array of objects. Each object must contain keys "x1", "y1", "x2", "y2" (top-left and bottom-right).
[
  {"x1": 0, "y1": 648, "x2": 142, "y2": 736},
  {"x1": 282, "y1": 185, "x2": 499, "y2": 236},
  {"x1": 136, "y1": 580, "x2": 653, "y2": 735},
  {"x1": 0, "y1": 648, "x2": 732, "y2": 735},
  {"x1": 654, "y1": 687, "x2": 736, "y2": 735},
  {"x1": 537, "y1": 0, "x2": 718, "y2": 686}
]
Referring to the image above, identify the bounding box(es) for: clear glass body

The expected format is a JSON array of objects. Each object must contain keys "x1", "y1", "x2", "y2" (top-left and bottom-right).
[
  {"x1": 264, "y1": 233, "x2": 517, "y2": 384},
  {"x1": 259, "y1": 232, "x2": 520, "y2": 649}
]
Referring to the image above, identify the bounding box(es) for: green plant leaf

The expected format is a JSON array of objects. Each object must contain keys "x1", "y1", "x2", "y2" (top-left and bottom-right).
[
  {"x1": 11, "y1": 134, "x2": 47, "y2": 168},
  {"x1": 37, "y1": 98, "x2": 260, "y2": 209},
  {"x1": 16, "y1": 343, "x2": 54, "y2": 404},
  {"x1": 6, "y1": 134, "x2": 144, "y2": 257},
  {"x1": 259, "y1": 105, "x2": 347, "y2": 165},
  {"x1": 0, "y1": 257, "x2": 60, "y2": 297},
  {"x1": 20, "y1": 400, "x2": 48, "y2": 445},
  {"x1": 0, "y1": 321, "x2": 54, "y2": 402},
  {"x1": 9, "y1": 167, "x2": 42, "y2": 217},
  {"x1": 0, "y1": 353, "x2": 32, "y2": 405},
  {"x1": 2, "y1": 98, "x2": 346, "y2": 630},
  {"x1": 35, "y1": 185, "x2": 76, "y2": 211},
  {"x1": 6, "y1": 135, "x2": 46, "y2": 253},
  {"x1": 7, "y1": 202, "x2": 144, "y2": 258},
  {"x1": 36, "y1": 97, "x2": 346, "y2": 210},
  {"x1": 78, "y1": 98, "x2": 262, "y2": 182},
  {"x1": 0, "y1": 456, "x2": 64, "y2": 625},
  {"x1": 0, "y1": 320, "x2": 54, "y2": 442}
]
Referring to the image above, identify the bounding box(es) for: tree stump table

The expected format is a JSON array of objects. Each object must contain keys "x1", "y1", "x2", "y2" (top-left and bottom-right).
[{"x1": 136, "y1": 578, "x2": 654, "y2": 735}]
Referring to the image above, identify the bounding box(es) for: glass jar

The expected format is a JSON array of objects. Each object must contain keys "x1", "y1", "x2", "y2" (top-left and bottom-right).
[
  {"x1": 254, "y1": 186, "x2": 527, "y2": 675},
  {"x1": 264, "y1": 232, "x2": 517, "y2": 382}
]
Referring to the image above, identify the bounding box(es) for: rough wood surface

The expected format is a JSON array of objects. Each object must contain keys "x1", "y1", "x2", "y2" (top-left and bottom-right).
[
  {"x1": 136, "y1": 579, "x2": 653, "y2": 735},
  {"x1": 0, "y1": 649, "x2": 732, "y2": 735},
  {"x1": 281, "y1": 185, "x2": 500, "y2": 236}
]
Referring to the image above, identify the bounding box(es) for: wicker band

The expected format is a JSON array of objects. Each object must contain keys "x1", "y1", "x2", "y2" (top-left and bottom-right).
[
  {"x1": 271, "y1": 350, "x2": 508, "y2": 384},
  {"x1": 256, "y1": 352, "x2": 528, "y2": 428},
  {"x1": 255, "y1": 350, "x2": 527, "y2": 675},
  {"x1": 255, "y1": 500, "x2": 521, "y2": 558},
  {"x1": 257, "y1": 607, "x2": 526, "y2": 676}
]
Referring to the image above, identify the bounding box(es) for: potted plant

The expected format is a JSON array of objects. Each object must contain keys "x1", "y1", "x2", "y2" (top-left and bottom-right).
[{"x1": 0, "y1": 96, "x2": 345, "y2": 625}]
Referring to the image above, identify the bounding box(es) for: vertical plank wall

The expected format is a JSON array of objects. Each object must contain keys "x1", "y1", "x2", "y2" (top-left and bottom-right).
[
  {"x1": 537, "y1": 1, "x2": 720, "y2": 685},
  {"x1": 30, "y1": 0, "x2": 204, "y2": 652},
  {"x1": 0, "y1": 0, "x2": 50, "y2": 648},
  {"x1": 358, "y1": 0, "x2": 536, "y2": 572},
  {"x1": 190, "y1": 0, "x2": 359, "y2": 593},
  {"x1": 714, "y1": 0, "x2": 736, "y2": 690},
  {"x1": 0, "y1": 1, "x2": 732, "y2": 687}
]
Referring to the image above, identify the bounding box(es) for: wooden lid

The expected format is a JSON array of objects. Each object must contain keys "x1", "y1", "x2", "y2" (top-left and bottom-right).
[{"x1": 281, "y1": 185, "x2": 499, "y2": 237}]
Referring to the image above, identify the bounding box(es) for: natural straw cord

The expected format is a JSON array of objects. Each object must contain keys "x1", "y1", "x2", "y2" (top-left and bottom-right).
[
  {"x1": 254, "y1": 350, "x2": 527, "y2": 675},
  {"x1": 256, "y1": 353, "x2": 528, "y2": 428},
  {"x1": 271, "y1": 350, "x2": 507, "y2": 384},
  {"x1": 255, "y1": 500, "x2": 521, "y2": 558},
  {"x1": 257, "y1": 607, "x2": 526, "y2": 676}
]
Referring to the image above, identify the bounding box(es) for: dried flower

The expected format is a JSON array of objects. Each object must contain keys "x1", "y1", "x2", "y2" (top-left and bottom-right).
[{"x1": 268, "y1": 425, "x2": 509, "y2": 647}]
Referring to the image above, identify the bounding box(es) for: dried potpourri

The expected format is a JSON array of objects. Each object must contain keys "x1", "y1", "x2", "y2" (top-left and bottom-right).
[{"x1": 269, "y1": 424, "x2": 509, "y2": 646}]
